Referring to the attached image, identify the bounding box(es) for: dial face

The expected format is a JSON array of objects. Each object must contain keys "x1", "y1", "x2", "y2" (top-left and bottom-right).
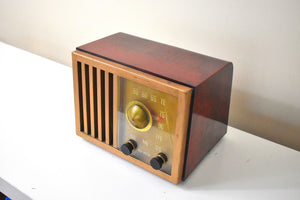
[
  {"x1": 117, "y1": 78, "x2": 178, "y2": 175},
  {"x1": 125, "y1": 101, "x2": 152, "y2": 132}
]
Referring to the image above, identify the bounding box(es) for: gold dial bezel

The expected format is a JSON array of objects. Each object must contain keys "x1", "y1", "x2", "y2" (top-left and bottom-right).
[{"x1": 125, "y1": 101, "x2": 153, "y2": 132}]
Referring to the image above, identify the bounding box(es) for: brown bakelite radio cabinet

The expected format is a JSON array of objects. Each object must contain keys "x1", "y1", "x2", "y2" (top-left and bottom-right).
[{"x1": 72, "y1": 33, "x2": 233, "y2": 184}]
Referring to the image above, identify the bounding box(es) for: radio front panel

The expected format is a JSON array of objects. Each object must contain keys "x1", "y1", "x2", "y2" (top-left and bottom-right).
[{"x1": 72, "y1": 50, "x2": 192, "y2": 184}]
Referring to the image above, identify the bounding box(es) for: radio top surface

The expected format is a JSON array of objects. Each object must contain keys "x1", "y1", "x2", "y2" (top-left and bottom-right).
[{"x1": 76, "y1": 32, "x2": 231, "y2": 88}]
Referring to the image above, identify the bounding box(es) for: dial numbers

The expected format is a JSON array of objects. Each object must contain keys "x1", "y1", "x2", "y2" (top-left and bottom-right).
[{"x1": 117, "y1": 78, "x2": 178, "y2": 175}]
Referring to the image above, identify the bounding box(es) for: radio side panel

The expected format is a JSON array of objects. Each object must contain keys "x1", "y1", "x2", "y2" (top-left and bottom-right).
[{"x1": 183, "y1": 63, "x2": 233, "y2": 180}]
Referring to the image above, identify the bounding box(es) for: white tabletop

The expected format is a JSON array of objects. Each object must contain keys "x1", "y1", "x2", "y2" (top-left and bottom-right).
[{"x1": 0, "y1": 42, "x2": 299, "y2": 200}]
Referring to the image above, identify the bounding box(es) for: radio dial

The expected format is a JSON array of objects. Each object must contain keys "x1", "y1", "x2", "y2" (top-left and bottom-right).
[
  {"x1": 127, "y1": 104, "x2": 149, "y2": 128},
  {"x1": 126, "y1": 101, "x2": 152, "y2": 132}
]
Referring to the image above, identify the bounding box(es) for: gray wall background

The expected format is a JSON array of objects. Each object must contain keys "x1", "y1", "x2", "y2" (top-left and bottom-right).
[{"x1": 1, "y1": 0, "x2": 299, "y2": 150}]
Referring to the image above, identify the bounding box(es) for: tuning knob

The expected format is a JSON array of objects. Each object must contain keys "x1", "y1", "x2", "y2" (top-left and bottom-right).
[
  {"x1": 150, "y1": 153, "x2": 168, "y2": 170},
  {"x1": 127, "y1": 104, "x2": 149, "y2": 129},
  {"x1": 126, "y1": 101, "x2": 152, "y2": 132},
  {"x1": 121, "y1": 139, "x2": 137, "y2": 155}
]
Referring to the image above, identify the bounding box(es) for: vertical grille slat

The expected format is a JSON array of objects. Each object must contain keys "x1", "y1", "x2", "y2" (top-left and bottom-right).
[
  {"x1": 85, "y1": 64, "x2": 91, "y2": 135},
  {"x1": 100, "y1": 70, "x2": 106, "y2": 141},
  {"x1": 76, "y1": 61, "x2": 115, "y2": 146},
  {"x1": 113, "y1": 75, "x2": 118, "y2": 148},
  {"x1": 92, "y1": 67, "x2": 98, "y2": 139},
  {"x1": 81, "y1": 63, "x2": 88, "y2": 134},
  {"x1": 77, "y1": 62, "x2": 84, "y2": 132},
  {"x1": 105, "y1": 71, "x2": 110, "y2": 145},
  {"x1": 96, "y1": 69, "x2": 102, "y2": 141},
  {"x1": 89, "y1": 66, "x2": 95, "y2": 138},
  {"x1": 108, "y1": 73, "x2": 114, "y2": 145}
]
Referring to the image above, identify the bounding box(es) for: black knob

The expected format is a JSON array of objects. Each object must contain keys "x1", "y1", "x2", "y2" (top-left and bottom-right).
[
  {"x1": 121, "y1": 139, "x2": 137, "y2": 155},
  {"x1": 150, "y1": 153, "x2": 168, "y2": 170}
]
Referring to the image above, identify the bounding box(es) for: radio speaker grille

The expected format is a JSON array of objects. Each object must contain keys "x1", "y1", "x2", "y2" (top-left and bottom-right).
[{"x1": 76, "y1": 61, "x2": 114, "y2": 145}]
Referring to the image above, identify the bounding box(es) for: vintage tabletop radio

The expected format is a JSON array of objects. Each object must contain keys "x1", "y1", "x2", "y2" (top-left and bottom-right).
[{"x1": 72, "y1": 33, "x2": 233, "y2": 184}]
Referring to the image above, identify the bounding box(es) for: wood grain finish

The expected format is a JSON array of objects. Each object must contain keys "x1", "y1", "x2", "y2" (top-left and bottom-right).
[
  {"x1": 77, "y1": 32, "x2": 229, "y2": 88},
  {"x1": 183, "y1": 63, "x2": 233, "y2": 180},
  {"x1": 72, "y1": 33, "x2": 233, "y2": 184},
  {"x1": 74, "y1": 51, "x2": 190, "y2": 95},
  {"x1": 172, "y1": 91, "x2": 192, "y2": 183}
]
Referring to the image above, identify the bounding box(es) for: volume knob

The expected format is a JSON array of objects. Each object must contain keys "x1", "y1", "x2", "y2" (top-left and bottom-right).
[
  {"x1": 121, "y1": 139, "x2": 137, "y2": 155},
  {"x1": 150, "y1": 153, "x2": 168, "y2": 170}
]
